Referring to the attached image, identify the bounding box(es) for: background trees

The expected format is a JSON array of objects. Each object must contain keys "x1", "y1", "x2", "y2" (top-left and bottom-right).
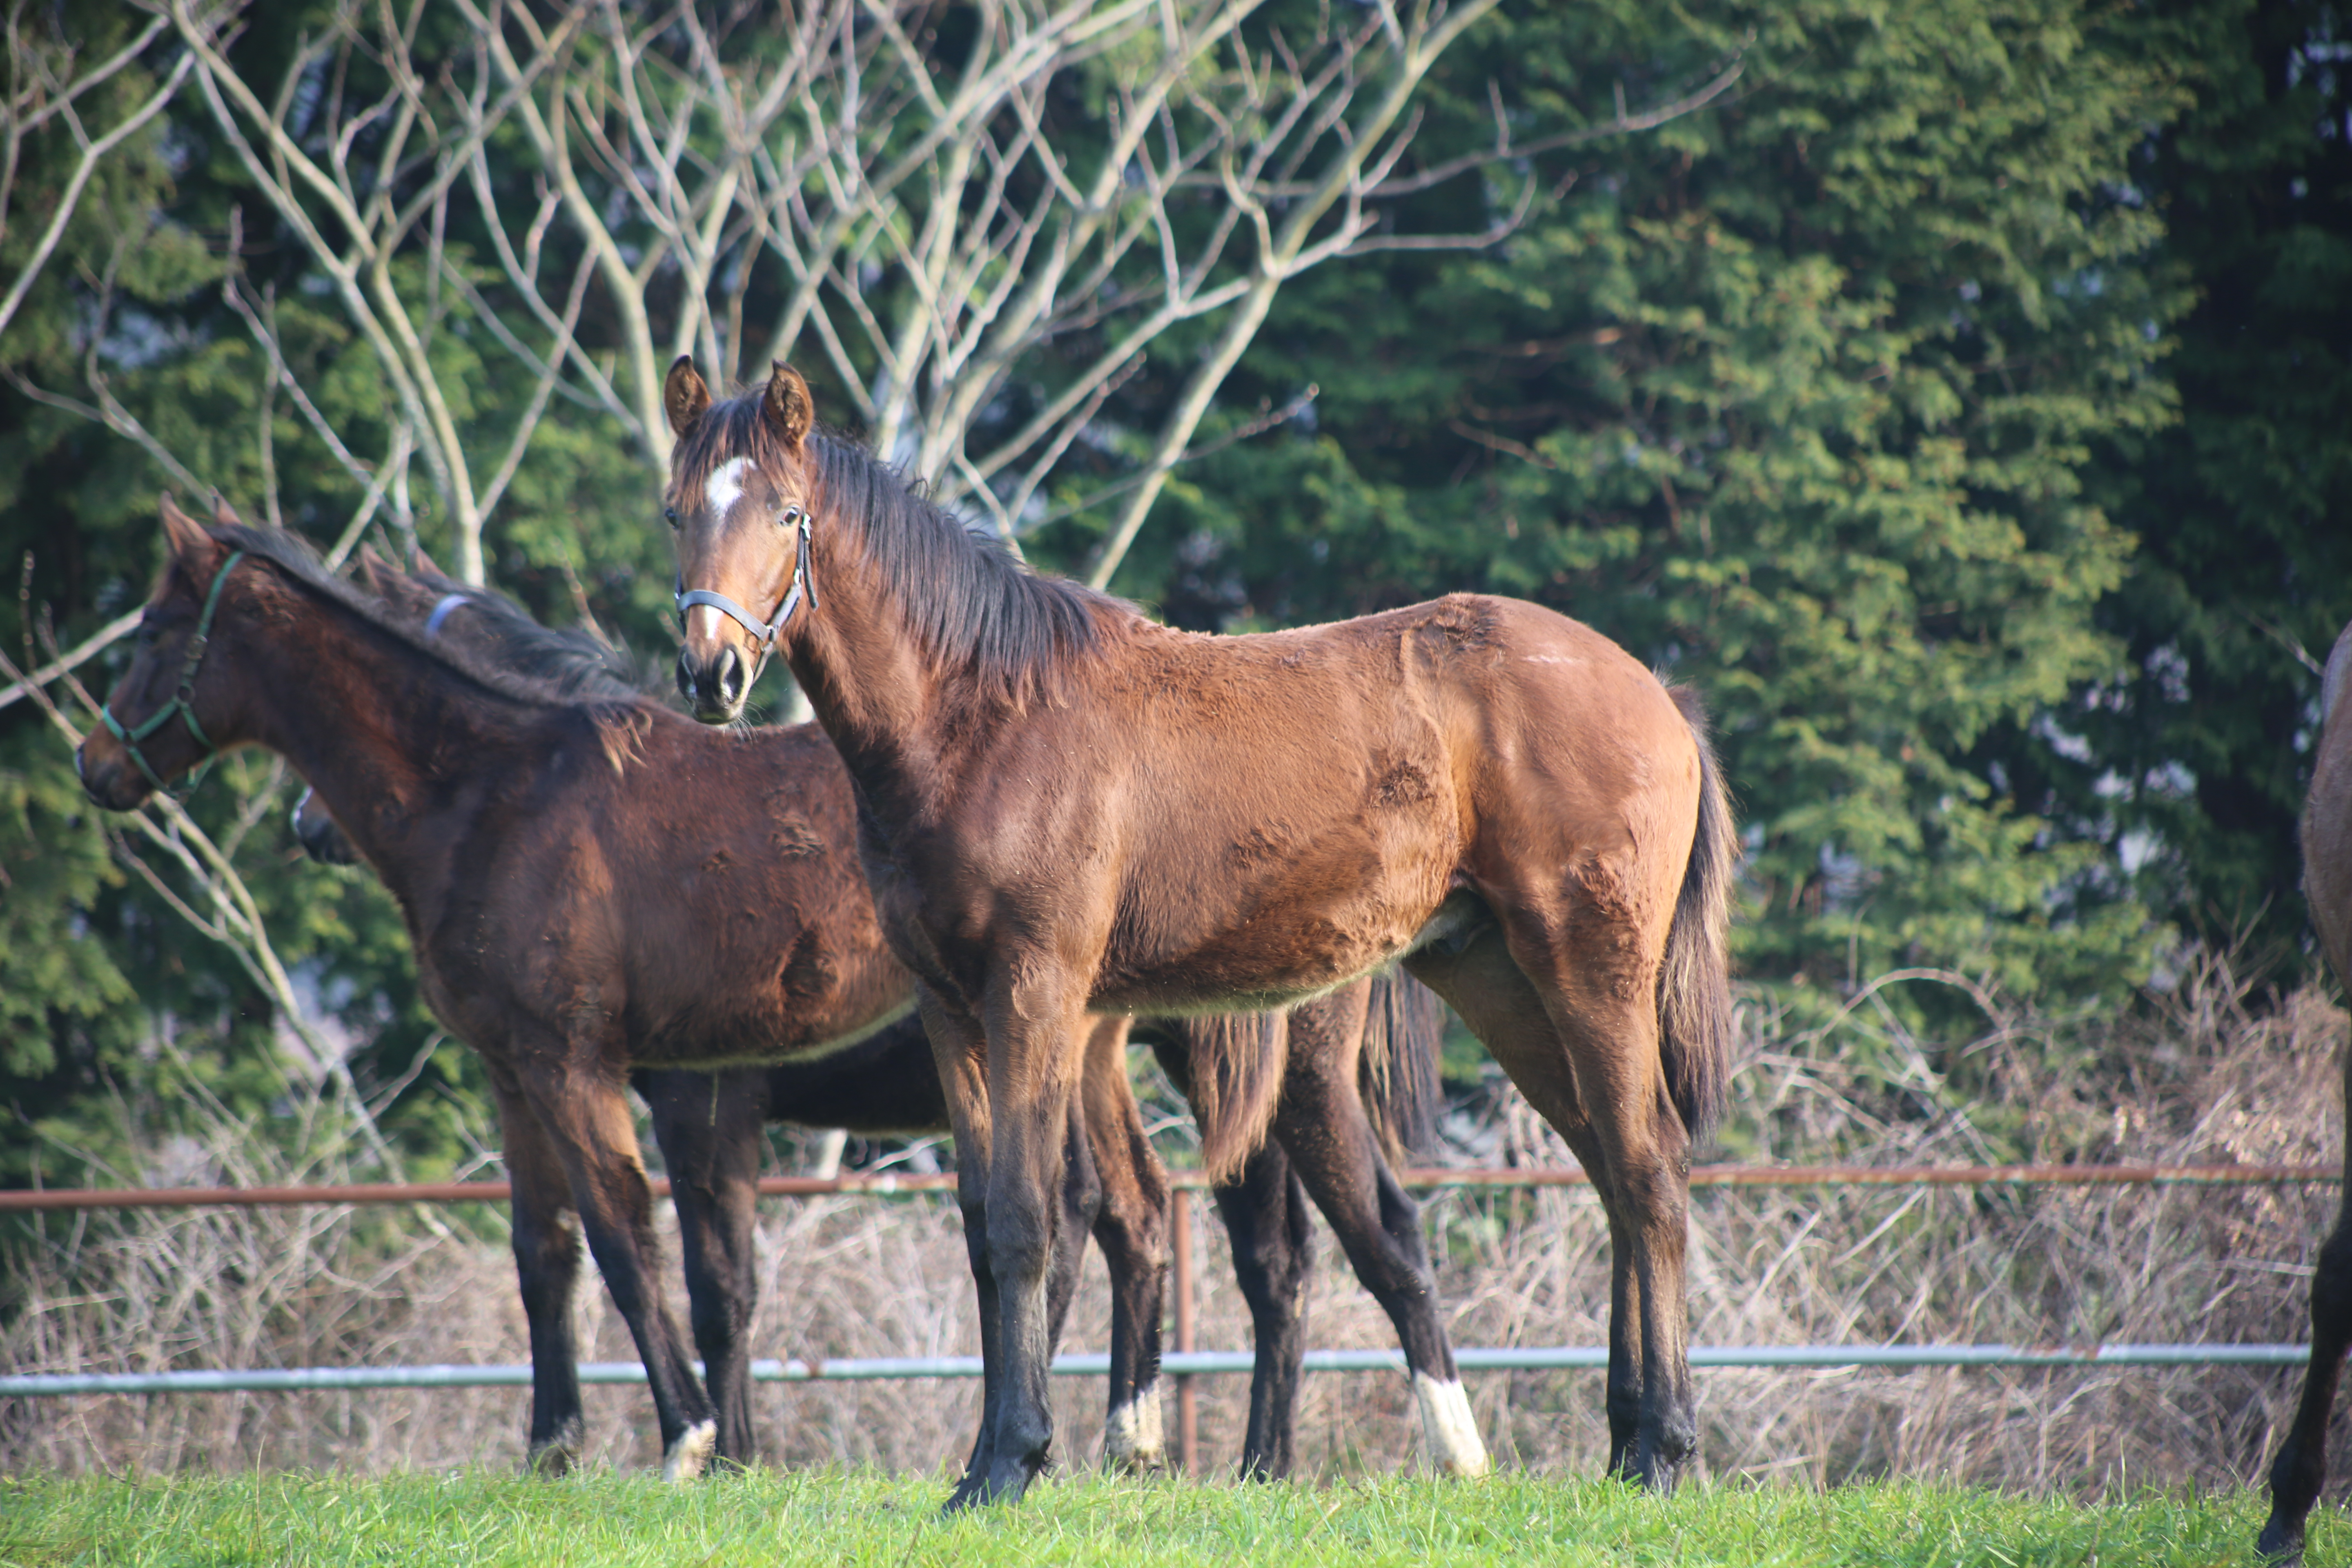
[{"x1": 1, "y1": 0, "x2": 2346, "y2": 1184}]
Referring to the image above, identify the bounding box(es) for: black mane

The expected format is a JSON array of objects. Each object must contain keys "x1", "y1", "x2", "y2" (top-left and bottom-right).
[
  {"x1": 212, "y1": 524, "x2": 650, "y2": 713},
  {"x1": 676, "y1": 396, "x2": 1125, "y2": 695},
  {"x1": 401, "y1": 570, "x2": 655, "y2": 702}
]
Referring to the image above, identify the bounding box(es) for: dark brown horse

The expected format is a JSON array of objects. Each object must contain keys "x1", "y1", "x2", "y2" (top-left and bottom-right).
[
  {"x1": 83, "y1": 504, "x2": 1466, "y2": 1479},
  {"x1": 661, "y1": 359, "x2": 1737, "y2": 1506},
  {"x1": 318, "y1": 549, "x2": 1464, "y2": 1480},
  {"x1": 2261, "y1": 618, "x2": 2352, "y2": 1564}
]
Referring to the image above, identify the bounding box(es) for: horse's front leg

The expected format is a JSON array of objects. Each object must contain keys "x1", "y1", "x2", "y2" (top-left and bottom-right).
[
  {"x1": 920, "y1": 990, "x2": 1004, "y2": 1510},
  {"x1": 2261, "y1": 1077, "x2": 2352, "y2": 1564},
  {"x1": 483, "y1": 1064, "x2": 588, "y2": 1475},
  {"x1": 965, "y1": 972, "x2": 1091, "y2": 1508},
  {"x1": 644, "y1": 1067, "x2": 771, "y2": 1470},
  {"x1": 1087, "y1": 1018, "x2": 1172, "y2": 1473},
  {"x1": 521, "y1": 1038, "x2": 719, "y2": 1482}
]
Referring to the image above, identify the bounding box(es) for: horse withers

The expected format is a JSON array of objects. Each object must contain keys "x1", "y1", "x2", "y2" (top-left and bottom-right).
[
  {"x1": 659, "y1": 359, "x2": 1737, "y2": 1507},
  {"x1": 2260, "y1": 620, "x2": 2352, "y2": 1564}
]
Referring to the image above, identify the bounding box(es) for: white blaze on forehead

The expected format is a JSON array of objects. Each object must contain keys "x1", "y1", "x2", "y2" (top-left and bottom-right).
[{"x1": 704, "y1": 456, "x2": 753, "y2": 517}]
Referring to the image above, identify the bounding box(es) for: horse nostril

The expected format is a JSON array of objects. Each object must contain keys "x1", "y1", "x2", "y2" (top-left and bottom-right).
[
  {"x1": 717, "y1": 648, "x2": 745, "y2": 705},
  {"x1": 676, "y1": 651, "x2": 698, "y2": 704}
]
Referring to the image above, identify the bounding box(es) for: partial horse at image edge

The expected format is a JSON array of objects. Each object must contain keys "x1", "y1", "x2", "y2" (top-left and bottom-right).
[{"x1": 2261, "y1": 618, "x2": 2352, "y2": 1565}]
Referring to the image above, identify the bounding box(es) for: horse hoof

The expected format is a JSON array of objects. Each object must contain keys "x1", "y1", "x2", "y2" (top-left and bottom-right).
[
  {"x1": 1104, "y1": 1385, "x2": 1166, "y2": 1472},
  {"x1": 1412, "y1": 1372, "x2": 1490, "y2": 1478},
  {"x1": 663, "y1": 1419, "x2": 718, "y2": 1483},
  {"x1": 2257, "y1": 1514, "x2": 2305, "y2": 1565},
  {"x1": 526, "y1": 1419, "x2": 584, "y2": 1478}
]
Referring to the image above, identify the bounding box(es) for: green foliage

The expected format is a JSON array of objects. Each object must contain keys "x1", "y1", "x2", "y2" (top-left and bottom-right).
[
  {"x1": 1061, "y1": 0, "x2": 2247, "y2": 1020},
  {"x1": 0, "y1": 1470, "x2": 2321, "y2": 1566},
  {"x1": 2023, "y1": 0, "x2": 2352, "y2": 973},
  {"x1": 2, "y1": 0, "x2": 2347, "y2": 1189}
]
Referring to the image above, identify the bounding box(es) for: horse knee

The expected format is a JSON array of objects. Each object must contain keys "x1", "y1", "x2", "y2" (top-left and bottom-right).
[{"x1": 986, "y1": 1210, "x2": 1055, "y2": 1289}]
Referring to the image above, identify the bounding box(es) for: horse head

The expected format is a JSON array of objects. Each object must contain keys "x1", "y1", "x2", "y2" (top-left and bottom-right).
[
  {"x1": 662, "y1": 356, "x2": 817, "y2": 725},
  {"x1": 77, "y1": 494, "x2": 254, "y2": 810}
]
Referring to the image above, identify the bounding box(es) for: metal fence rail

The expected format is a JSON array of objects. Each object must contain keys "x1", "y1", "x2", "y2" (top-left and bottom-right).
[
  {"x1": 0, "y1": 1162, "x2": 2338, "y2": 1213},
  {"x1": 0, "y1": 1342, "x2": 2313, "y2": 1399},
  {"x1": 4, "y1": 1162, "x2": 2324, "y2": 1475}
]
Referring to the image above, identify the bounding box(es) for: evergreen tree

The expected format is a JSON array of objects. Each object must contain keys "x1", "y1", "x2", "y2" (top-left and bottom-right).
[{"x1": 1064, "y1": 0, "x2": 2208, "y2": 1011}]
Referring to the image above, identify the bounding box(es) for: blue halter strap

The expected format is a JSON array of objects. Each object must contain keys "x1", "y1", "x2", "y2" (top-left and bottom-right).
[{"x1": 99, "y1": 548, "x2": 247, "y2": 792}]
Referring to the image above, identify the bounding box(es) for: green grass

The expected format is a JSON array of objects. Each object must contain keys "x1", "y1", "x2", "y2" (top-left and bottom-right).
[{"x1": 0, "y1": 1470, "x2": 2324, "y2": 1567}]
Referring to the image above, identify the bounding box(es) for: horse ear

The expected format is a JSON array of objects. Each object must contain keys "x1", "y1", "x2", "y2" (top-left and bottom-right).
[
  {"x1": 664, "y1": 356, "x2": 710, "y2": 438},
  {"x1": 159, "y1": 493, "x2": 220, "y2": 568},
  {"x1": 410, "y1": 543, "x2": 452, "y2": 584},
  {"x1": 764, "y1": 361, "x2": 813, "y2": 450},
  {"x1": 210, "y1": 492, "x2": 244, "y2": 528}
]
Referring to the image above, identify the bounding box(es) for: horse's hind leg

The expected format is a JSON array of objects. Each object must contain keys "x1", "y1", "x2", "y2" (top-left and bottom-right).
[
  {"x1": 2261, "y1": 1044, "x2": 2352, "y2": 1563},
  {"x1": 1147, "y1": 1024, "x2": 1319, "y2": 1479},
  {"x1": 645, "y1": 1068, "x2": 771, "y2": 1471},
  {"x1": 487, "y1": 1069, "x2": 588, "y2": 1475},
  {"x1": 1085, "y1": 1018, "x2": 1172, "y2": 1472},
  {"x1": 1265, "y1": 991, "x2": 1484, "y2": 1478},
  {"x1": 1207, "y1": 1138, "x2": 1314, "y2": 1479},
  {"x1": 1409, "y1": 923, "x2": 1695, "y2": 1490},
  {"x1": 1047, "y1": 1076, "x2": 1104, "y2": 1351},
  {"x1": 521, "y1": 1041, "x2": 719, "y2": 1481}
]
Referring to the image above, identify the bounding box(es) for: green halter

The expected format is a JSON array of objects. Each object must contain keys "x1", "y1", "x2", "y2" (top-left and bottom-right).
[{"x1": 100, "y1": 549, "x2": 246, "y2": 793}]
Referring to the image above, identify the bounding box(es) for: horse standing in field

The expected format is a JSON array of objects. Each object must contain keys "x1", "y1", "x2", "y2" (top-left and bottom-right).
[
  {"x1": 2260, "y1": 619, "x2": 2352, "y2": 1565},
  {"x1": 80, "y1": 502, "x2": 1466, "y2": 1480},
  {"x1": 318, "y1": 547, "x2": 1465, "y2": 1481},
  {"x1": 661, "y1": 359, "x2": 1737, "y2": 1506}
]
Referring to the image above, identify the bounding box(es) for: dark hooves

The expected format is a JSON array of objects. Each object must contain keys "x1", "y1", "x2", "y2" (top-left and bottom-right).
[
  {"x1": 2256, "y1": 1515, "x2": 2304, "y2": 1566},
  {"x1": 940, "y1": 1462, "x2": 1039, "y2": 1514}
]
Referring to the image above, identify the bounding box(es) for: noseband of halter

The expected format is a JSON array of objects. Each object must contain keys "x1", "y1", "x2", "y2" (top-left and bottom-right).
[
  {"x1": 100, "y1": 548, "x2": 246, "y2": 793},
  {"x1": 673, "y1": 504, "x2": 817, "y2": 677}
]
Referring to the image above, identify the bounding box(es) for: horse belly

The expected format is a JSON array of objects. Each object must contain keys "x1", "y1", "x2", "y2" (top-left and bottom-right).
[{"x1": 1098, "y1": 850, "x2": 1455, "y2": 1015}]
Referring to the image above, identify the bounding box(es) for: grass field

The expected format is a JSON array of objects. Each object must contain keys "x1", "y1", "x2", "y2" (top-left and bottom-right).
[{"x1": 0, "y1": 1470, "x2": 2330, "y2": 1567}]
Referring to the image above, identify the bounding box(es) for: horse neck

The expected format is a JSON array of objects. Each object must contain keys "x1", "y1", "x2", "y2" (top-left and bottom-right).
[
  {"x1": 220, "y1": 577, "x2": 521, "y2": 890},
  {"x1": 777, "y1": 522, "x2": 954, "y2": 813}
]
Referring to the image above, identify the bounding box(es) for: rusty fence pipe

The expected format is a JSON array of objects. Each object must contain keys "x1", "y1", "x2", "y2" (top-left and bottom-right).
[{"x1": 0, "y1": 1163, "x2": 2338, "y2": 1214}]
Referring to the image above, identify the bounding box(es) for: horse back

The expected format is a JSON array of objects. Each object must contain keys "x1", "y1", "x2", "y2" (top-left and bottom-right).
[{"x1": 925, "y1": 593, "x2": 1699, "y2": 1013}]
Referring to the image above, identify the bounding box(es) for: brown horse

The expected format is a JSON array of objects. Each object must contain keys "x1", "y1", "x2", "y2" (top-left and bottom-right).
[
  {"x1": 323, "y1": 548, "x2": 1463, "y2": 1481},
  {"x1": 82, "y1": 504, "x2": 1464, "y2": 1480},
  {"x1": 661, "y1": 359, "x2": 1738, "y2": 1506},
  {"x1": 2261, "y1": 619, "x2": 2352, "y2": 1564}
]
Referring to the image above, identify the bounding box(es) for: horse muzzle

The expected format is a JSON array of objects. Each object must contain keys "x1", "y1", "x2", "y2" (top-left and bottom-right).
[
  {"x1": 74, "y1": 734, "x2": 150, "y2": 811},
  {"x1": 677, "y1": 644, "x2": 750, "y2": 726}
]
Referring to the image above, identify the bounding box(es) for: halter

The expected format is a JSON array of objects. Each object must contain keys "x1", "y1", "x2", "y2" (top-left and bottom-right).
[
  {"x1": 673, "y1": 504, "x2": 817, "y2": 679},
  {"x1": 100, "y1": 548, "x2": 246, "y2": 792},
  {"x1": 423, "y1": 591, "x2": 470, "y2": 638}
]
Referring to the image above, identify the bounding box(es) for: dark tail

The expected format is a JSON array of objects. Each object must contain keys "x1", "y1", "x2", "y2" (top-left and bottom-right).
[
  {"x1": 1357, "y1": 968, "x2": 1446, "y2": 1165},
  {"x1": 1185, "y1": 1010, "x2": 1287, "y2": 1186},
  {"x1": 1660, "y1": 686, "x2": 1737, "y2": 1140}
]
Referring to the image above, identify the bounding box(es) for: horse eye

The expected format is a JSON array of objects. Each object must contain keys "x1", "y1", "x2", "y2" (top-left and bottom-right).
[{"x1": 664, "y1": 507, "x2": 678, "y2": 528}]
